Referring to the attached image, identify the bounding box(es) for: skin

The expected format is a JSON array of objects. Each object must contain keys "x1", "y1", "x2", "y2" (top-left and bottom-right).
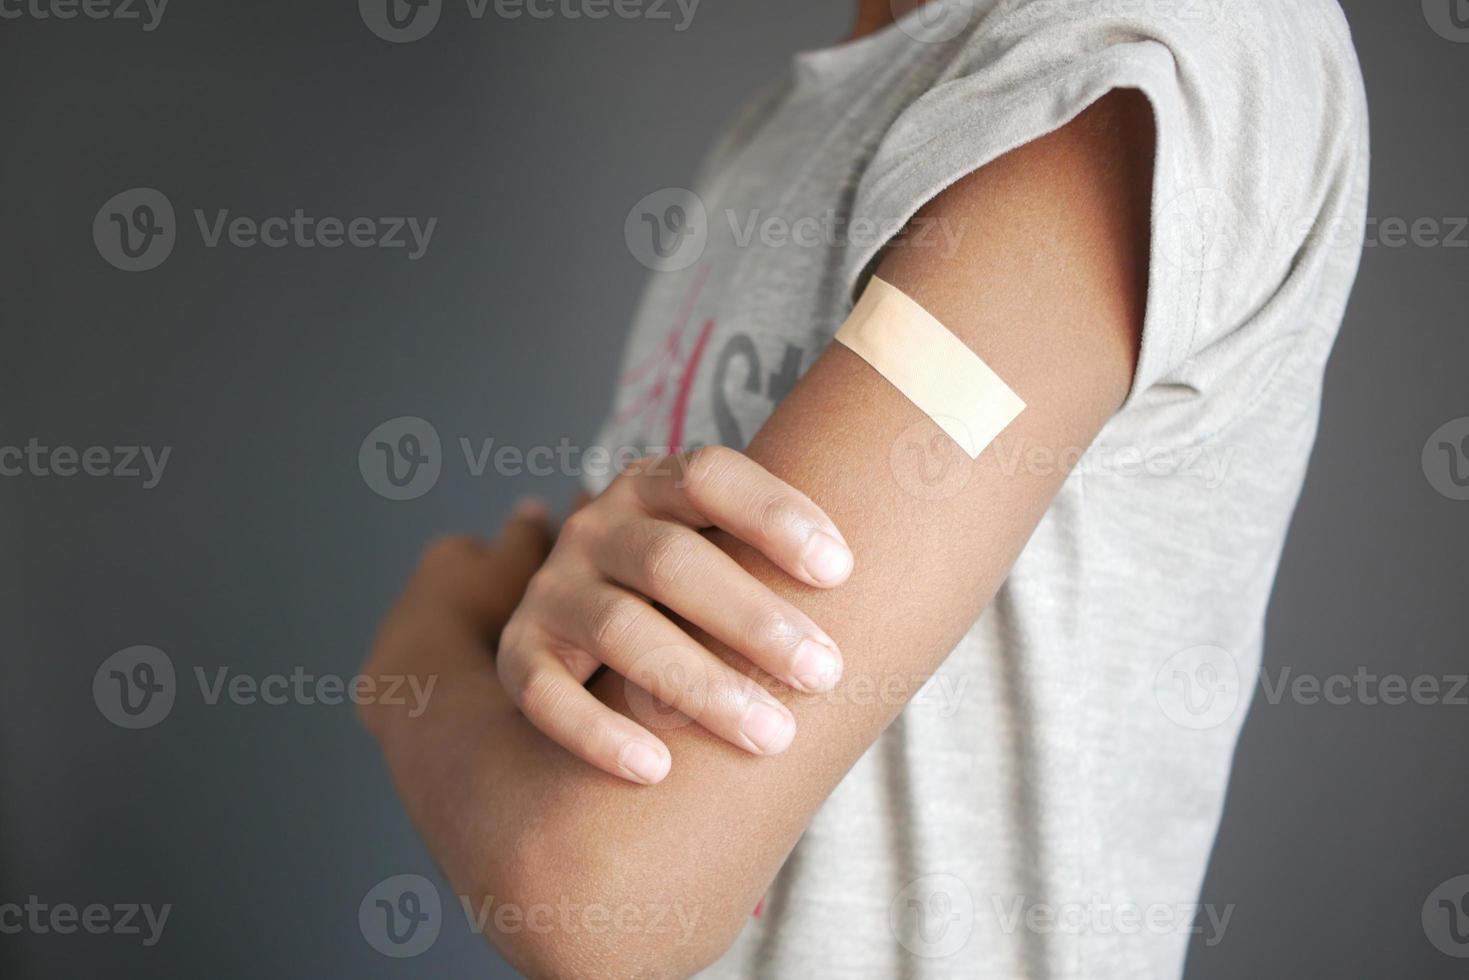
[
  {"x1": 495, "y1": 451, "x2": 858, "y2": 784},
  {"x1": 360, "y1": 12, "x2": 1156, "y2": 975}
]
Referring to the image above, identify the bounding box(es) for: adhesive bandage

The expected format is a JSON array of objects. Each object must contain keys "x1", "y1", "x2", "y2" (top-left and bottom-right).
[{"x1": 835, "y1": 276, "x2": 1026, "y2": 459}]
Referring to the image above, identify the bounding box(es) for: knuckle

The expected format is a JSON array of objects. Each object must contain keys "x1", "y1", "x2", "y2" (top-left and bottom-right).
[
  {"x1": 628, "y1": 653, "x2": 713, "y2": 721},
  {"x1": 496, "y1": 616, "x2": 525, "y2": 656},
  {"x1": 497, "y1": 609, "x2": 537, "y2": 659},
  {"x1": 520, "y1": 566, "x2": 559, "y2": 605},
  {"x1": 710, "y1": 675, "x2": 761, "y2": 717},
  {"x1": 514, "y1": 664, "x2": 565, "y2": 719},
  {"x1": 611, "y1": 454, "x2": 657, "y2": 491},
  {"x1": 746, "y1": 602, "x2": 800, "y2": 650},
  {"x1": 588, "y1": 593, "x2": 643, "y2": 652},
  {"x1": 639, "y1": 527, "x2": 698, "y2": 591},
  {"x1": 558, "y1": 508, "x2": 599, "y2": 547},
  {"x1": 681, "y1": 445, "x2": 738, "y2": 502},
  {"x1": 567, "y1": 715, "x2": 609, "y2": 761},
  {"x1": 753, "y1": 490, "x2": 803, "y2": 539}
]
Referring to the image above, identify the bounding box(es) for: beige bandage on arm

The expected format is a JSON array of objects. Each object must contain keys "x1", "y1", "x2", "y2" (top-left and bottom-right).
[{"x1": 835, "y1": 276, "x2": 1026, "y2": 458}]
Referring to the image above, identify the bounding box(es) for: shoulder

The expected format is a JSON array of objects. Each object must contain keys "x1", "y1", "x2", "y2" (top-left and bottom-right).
[
  {"x1": 857, "y1": 0, "x2": 1370, "y2": 393},
  {"x1": 931, "y1": 0, "x2": 1370, "y2": 171}
]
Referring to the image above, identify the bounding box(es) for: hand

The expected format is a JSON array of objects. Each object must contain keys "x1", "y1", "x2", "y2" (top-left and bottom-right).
[
  {"x1": 359, "y1": 502, "x2": 554, "y2": 736},
  {"x1": 496, "y1": 446, "x2": 854, "y2": 785}
]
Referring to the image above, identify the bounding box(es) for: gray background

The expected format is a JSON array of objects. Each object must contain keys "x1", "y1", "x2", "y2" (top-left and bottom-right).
[{"x1": 1, "y1": 1, "x2": 1465, "y2": 976}]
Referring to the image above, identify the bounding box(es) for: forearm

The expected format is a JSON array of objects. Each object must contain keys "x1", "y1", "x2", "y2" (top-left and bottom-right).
[{"x1": 368, "y1": 613, "x2": 743, "y2": 978}]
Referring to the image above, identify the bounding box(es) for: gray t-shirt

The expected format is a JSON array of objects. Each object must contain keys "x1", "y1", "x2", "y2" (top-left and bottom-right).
[{"x1": 586, "y1": 1, "x2": 1368, "y2": 976}]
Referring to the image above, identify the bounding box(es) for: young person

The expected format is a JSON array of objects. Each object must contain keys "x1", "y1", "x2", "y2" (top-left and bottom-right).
[{"x1": 362, "y1": 1, "x2": 1368, "y2": 975}]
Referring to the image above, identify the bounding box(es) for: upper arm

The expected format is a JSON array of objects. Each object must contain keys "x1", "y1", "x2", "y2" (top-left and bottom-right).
[{"x1": 493, "y1": 89, "x2": 1155, "y2": 977}]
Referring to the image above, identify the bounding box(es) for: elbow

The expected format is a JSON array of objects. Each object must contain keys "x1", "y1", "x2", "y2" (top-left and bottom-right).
[{"x1": 473, "y1": 818, "x2": 746, "y2": 979}]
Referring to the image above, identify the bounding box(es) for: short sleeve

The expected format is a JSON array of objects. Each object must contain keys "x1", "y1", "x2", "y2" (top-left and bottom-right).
[{"x1": 840, "y1": 0, "x2": 1368, "y2": 403}]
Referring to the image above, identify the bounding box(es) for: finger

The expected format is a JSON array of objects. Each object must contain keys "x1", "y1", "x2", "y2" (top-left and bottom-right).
[
  {"x1": 549, "y1": 583, "x2": 798, "y2": 757},
  {"x1": 409, "y1": 499, "x2": 554, "y2": 636},
  {"x1": 630, "y1": 447, "x2": 854, "y2": 588},
  {"x1": 411, "y1": 535, "x2": 506, "y2": 630},
  {"x1": 598, "y1": 517, "x2": 843, "y2": 693},
  {"x1": 497, "y1": 645, "x2": 672, "y2": 785},
  {"x1": 495, "y1": 497, "x2": 555, "y2": 583}
]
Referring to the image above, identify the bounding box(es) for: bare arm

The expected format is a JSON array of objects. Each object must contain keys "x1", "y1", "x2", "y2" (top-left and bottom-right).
[{"x1": 363, "y1": 89, "x2": 1154, "y2": 978}]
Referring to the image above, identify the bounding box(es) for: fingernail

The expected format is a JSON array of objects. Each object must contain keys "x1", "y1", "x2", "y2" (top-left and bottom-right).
[
  {"x1": 617, "y1": 741, "x2": 669, "y2": 784},
  {"x1": 740, "y1": 700, "x2": 795, "y2": 755},
  {"x1": 791, "y1": 639, "x2": 842, "y2": 692},
  {"x1": 801, "y1": 531, "x2": 854, "y2": 585},
  {"x1": 513, "y1": 496, "x2": 551, "y2": 520}
]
